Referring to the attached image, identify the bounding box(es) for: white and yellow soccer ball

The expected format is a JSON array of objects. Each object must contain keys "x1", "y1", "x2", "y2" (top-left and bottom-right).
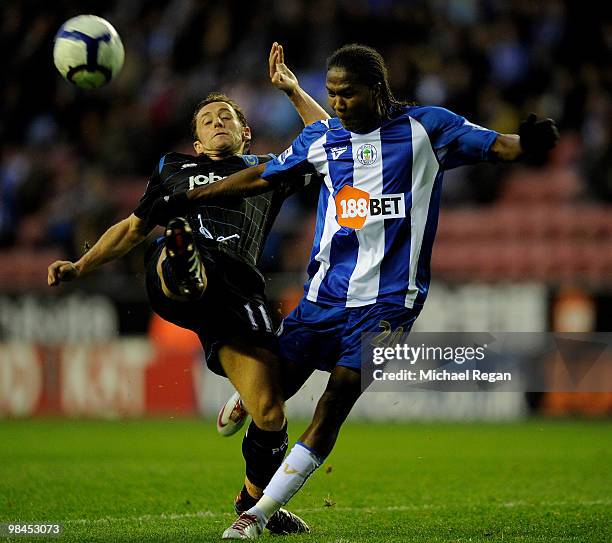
[{"x1": 53, "y1": 15, "x2": 124, "y2": 89}]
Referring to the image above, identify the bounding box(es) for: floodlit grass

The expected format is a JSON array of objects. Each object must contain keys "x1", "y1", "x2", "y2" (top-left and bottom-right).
[{"x1": 1, "y1": 418, "x2": 610, "y2": 542}]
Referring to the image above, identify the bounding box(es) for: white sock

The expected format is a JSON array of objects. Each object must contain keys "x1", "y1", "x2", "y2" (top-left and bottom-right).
[
  {"x1": 250, "y1": 442, "x2": 322, "y2": 522},
  {"x1": 249, "y1": 496, "x2": 281, "y2": 526}
]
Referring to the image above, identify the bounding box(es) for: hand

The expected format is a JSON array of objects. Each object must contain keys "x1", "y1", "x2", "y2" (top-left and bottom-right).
[
  {"x1": 519, "y1": 113, "x2": 559, "y2": 162},
  {"x1": 148, "y1": 192, "x2": 189, "y2": 227},
  {"x1": 48, "y1": 260, "x2": 79, "y2": 286},
  {"x1": 269, "y1": 42, "x2": 298, "y2": 94}
]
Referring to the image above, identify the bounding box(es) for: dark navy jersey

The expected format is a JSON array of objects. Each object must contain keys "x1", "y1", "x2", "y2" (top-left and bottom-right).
[{"x1": 134, "y1": 152, "x2": 308, "y2": 268}]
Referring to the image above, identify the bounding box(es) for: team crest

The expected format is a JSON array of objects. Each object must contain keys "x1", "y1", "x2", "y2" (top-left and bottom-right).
[
  {"x1": 356, "y1": 144, "x2": 378, "y2": 165},
  {"x1": 242, "y1": 155, "x2": 259, "y2": 167}
]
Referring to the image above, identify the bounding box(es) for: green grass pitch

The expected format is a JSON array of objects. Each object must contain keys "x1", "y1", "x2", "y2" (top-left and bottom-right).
[{"x1": 0, "y1": 419, "x2": 610, "y2": 542}]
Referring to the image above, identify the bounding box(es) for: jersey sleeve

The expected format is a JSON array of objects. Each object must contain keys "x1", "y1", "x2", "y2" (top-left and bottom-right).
[
  {"x1": 133, "y1": 155, "x2": 168, "y2": 221},
  {"x1": 262, "y1": 120, "x2": 329, "y2": 186},
  {"x1": 411, "y1": 107, "x2": 498, "y2": 170}
]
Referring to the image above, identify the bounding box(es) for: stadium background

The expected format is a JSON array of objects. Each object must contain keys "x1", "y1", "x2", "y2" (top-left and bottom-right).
[
  {"x1": 1, "y1": 1, "x2": 611, "y2": 541},
  {"x1": 1, "y1": 0, "x2": 611, "y2": 419}
]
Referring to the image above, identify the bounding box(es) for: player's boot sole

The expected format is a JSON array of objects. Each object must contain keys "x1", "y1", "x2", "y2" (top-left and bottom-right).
[{"x1": 164, "y1": 217, "x2": 206, "y2": 299}]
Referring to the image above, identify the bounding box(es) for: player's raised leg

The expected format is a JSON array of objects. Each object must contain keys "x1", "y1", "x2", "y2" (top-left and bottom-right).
[{"x1": 222, "y1": 365, "x2": 362, "y2": 540}]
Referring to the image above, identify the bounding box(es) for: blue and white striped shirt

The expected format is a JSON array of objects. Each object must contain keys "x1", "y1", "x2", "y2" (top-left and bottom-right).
[{"x1": 263, "y1": 105, "x2": 498, "y2": 309}]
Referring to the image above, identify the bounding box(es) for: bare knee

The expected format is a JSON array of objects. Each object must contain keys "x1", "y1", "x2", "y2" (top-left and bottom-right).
[
  {"x1": 250, "y1": 396, "x2": 286, "y2": 432},
  {"x1": 217, "y1": 344, "x2": 286, "y2": 431}
]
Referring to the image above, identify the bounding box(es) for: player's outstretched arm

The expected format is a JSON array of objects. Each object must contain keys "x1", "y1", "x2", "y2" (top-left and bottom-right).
[
  {"x1": 189, "y1": 163, "x2": 269, "y2": 201},
  {"x1": 148, "y1": 164, "x2": 270, "y2": 225},
  {"x1": 47, "y1": 213, "x2": 152, "y2": 286},
  {"x1": 269, "y1": 42, "x2": 330, "y2": 126},
  {"x1": 490, "y1": 114, "x2": 559, "y2": 162}
]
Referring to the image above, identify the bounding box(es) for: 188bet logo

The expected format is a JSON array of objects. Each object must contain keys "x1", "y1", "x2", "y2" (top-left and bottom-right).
[{"x1": 334, "y1": 185, "x2": 405, "y2": 229}]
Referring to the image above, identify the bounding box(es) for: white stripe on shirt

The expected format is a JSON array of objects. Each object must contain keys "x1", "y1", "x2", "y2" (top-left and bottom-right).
[
  {"x1": 346, "y1": 129, "x2": 385, "y2": 307},
  {"x1": 404, "y1": 117, "x2": 439, "y2": 308},
  {"x1": 306, "y1": 134, "x2": 338, "y2": 302}
]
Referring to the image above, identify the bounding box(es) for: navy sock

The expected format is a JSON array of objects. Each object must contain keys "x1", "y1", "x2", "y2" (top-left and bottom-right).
[
  {"x1": 238, "y1": 486, "x2": 257, "y2": 509},
  {"x1": 242, "y1": 421, "x2": 288, "y2": 490}
]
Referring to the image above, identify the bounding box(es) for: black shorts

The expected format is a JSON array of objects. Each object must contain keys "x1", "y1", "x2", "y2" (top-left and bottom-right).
[{"x1": 145, "y1": 239, "x2": 278, "y2": 376}]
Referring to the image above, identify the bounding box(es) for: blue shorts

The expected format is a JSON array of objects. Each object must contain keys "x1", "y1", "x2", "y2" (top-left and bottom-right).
[{"x1": 279, "y1": 298, "x2": 420, "y2": 372}]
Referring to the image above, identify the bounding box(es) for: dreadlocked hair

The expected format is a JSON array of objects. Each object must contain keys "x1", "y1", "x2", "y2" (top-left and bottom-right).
[{"x1": 327, "y1": 44, "x2": 409, "y2": 120}]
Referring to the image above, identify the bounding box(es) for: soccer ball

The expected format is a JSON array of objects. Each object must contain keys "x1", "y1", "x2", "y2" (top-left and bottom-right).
[{"x1": 53, "y1": 15, "x2": 124, "y2": 89}]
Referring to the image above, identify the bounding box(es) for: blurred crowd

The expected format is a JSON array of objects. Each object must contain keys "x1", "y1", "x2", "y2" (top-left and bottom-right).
[{"x1": 1, "y1": 0, "x2": 611, "y2": 285}]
